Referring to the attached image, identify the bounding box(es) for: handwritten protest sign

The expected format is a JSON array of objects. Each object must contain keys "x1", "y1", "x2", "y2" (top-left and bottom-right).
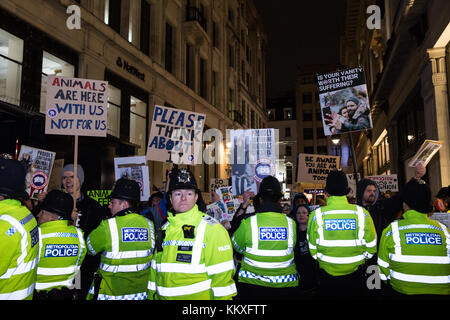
[
  {"x1": 297, "y1": 153, "x2": 341, "y2": 184},
  {"x1": 45, "y1": 76, "x2": 108, "y2": 137},
  {"x1": 346, "y1": 173, "x2": 361, "y2": 197},
  {"x1": 365, "y1": 174, "x2": 399, "y2": 192},
  {"x1": 408, "y1": 140, "x2": 442, "y2": 167},
  {"x1": 18, "y1": 145, "x2": 55, "y2": 200},
  {"x1": 114, "y1": 156, "x2": 150, "y2": 202},
  {"x1": 210, "y1": 178, "x2": 228, "y2": 193},
  {"x1": 87, "y1": 190, "x2": 112, "y2": 206},
  {"x1": 147, "y1": 105, "x2": 206, "y2": 164},
  {"x1": 317, "y1": 67, "x2": 372, "y2": 136}
]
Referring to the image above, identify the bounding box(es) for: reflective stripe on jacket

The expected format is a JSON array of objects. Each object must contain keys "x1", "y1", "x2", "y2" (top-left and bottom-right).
[
  {"x1": 232, "y1": 211, "x2": 298, "y2": 288},
  {"x1": 148, "y1": 205, "x2": 236, "y2": 300},
  {"x1": 35, "y1": 220, "x2": 86, "y2": 291},
  {"x1": 0, "y1": 199, "x2": 39, "y2": 300},
  {"x1": 307, "y1": 196, "x2": 377, "y2": 276},
  {"x1": 86, "y1": 210, "x2": 155, "y2": 300},
  {"x1": 377, "y1": 210, "x2": 450, "y2": 295}
]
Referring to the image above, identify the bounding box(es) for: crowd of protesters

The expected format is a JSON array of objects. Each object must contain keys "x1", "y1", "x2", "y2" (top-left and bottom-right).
[{"x1": 0, "y1": 153, "x2": 448, "y2": 300}]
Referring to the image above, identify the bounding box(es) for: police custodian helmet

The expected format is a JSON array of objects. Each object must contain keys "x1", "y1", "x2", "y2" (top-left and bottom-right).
[
  {"x1": 0, "y1": 158, "x2": 29, "y2": 200},
  {"x1": 168, "y1": 169, "x2": 199, "y2": 193},
  {"x1": 109, "y1": 178, "x2": 141, "y2": 202},
  {"x1": 41, "y1": 190, "x2": 74, "y2": 221}
]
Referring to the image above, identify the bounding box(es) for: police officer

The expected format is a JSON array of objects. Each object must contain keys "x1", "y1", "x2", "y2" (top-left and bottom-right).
[
  {"x1": 378, "y1": 178, "x2": 450, "y2": 296},
  {"x1": 0, "y1": 158, "x2": 39, "y2": 300},
  {"x1": 232, "y1": 175, "x2": 299, "y2": 300},
  {"x1": 307, "y1": 170, "x2": 377, "y2": 298},
  {"x1": 86, "y1": 178, "x2": 155, "y2": 300},
  {"x1": 148, "y1": 169, "x2": 236, "y2": 300},
  {"x1": 34, "y1": 190, "x2": 87, "y2": 300}
]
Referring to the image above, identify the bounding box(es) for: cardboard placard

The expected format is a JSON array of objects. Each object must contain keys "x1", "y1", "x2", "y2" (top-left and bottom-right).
[
  {"x1": 114, "y1": 156, "x2": 150, "y2": 202},
  {"x1": 297, "y1": 153, "x2": 341, "y2": 184}
]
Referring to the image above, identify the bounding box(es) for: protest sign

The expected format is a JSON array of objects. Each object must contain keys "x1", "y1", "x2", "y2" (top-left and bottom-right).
[
  {"x1": 147, "y1": 105, "x2": 206, "y2": 165},
  {"x1": 408, "y1": 140, "x2": 442, "y2": 167},
  {"x1": 317, "y1": 67, "x2": 372, "y2": 136},
  {"x1": 429, "y1": 212, "x2": 449, "y2": 228},
  {"x1": 346, "y1": 173, "x2": 361, "y2": 197},
  {"x1": 18, "y1": 145, "x2": 56, "y2": 200},
  {"x1": 297, "y1": 153, "x2": 341, "y2": 184},
  {"x1": 45, "y1": 75, "x2": 108, "y2": 137},
  {"x1": 216, "y1": 186, "x2": 240, "y2": 221},
  {"x1": 87, "y1": 190, "x2": 112, "y2": 206},
  {"x1": 365, "y1": 174, "x2": 399, "y2": 192},
  {"x1": 209, "y1": 178, "x2": 228, "y2": 193},
  {"x1": 114, "y1": 156, "x2": 150, "y2": 202},
  {"x1": 229, "y1": 129, "x2": 278, "y2": 196}
]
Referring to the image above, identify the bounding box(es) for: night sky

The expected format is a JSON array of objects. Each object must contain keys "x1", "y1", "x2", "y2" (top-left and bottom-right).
[{"x1": 254, "y1": 0, "x2": 347, "y2": 99}]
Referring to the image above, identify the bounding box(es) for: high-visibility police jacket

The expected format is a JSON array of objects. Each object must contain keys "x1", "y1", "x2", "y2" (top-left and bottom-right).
[
  {"x1": 36, "y1": 220, "x2": 86, "y2": 292},
  {"x1": 86, "y1": 209, "x2": 155, "y2": 300},
  {"x1": 232, "y1": 209, "x2": 298, "y2": 288},
  {"x1": 148, "y1": 204, "x2": 236, "y2": 300},
  {"x1": 0, "y1": 199, "x2": 39, "y2": 300},
  {"x1": 377, "y1": 210, "x2": 450, "y2": 295},
  {"x1": 307, "y1": 196, "x2": 377, "y2": 276}
]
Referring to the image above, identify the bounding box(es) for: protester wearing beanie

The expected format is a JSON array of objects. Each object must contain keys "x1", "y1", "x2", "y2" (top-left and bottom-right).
[
  {"x1": 307, "y1": 170, "x2": 377, "y2": 299},
  {"x1": 378, "y1": 178, "x2": 450, "y2": 296}
]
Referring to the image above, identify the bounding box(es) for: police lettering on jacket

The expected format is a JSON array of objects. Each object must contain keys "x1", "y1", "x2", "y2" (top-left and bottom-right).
[
  {"x1": 122, "y1": 228, "x2": 149, "y2": 242},
  {"x1": 324, "y1": 219, "x2": 356, "y2": 231},
  {"x1": 44, "y1": 244, "x2": 79, "y2": 257},
  {"x1": 259, "y1": 227, "x2": 287, "y2": 241},
  {"x1": 405, "y1": 232, "x2": 442, "y2": 245}
]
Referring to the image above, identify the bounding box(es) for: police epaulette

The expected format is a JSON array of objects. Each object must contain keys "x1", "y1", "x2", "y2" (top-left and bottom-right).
[{"x1": 242, "y1": 212, "x2": 257, "y2": 220}]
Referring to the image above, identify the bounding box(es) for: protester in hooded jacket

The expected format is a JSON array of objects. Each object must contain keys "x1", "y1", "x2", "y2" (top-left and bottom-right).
[{"x1": 356, "y1": 164, "x2": 426, "y2": 244}]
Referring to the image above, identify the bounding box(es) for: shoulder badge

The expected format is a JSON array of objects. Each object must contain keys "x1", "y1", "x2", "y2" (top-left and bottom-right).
[{"x1": 202, "y1": 215, "x2": 218, "y2": 226}]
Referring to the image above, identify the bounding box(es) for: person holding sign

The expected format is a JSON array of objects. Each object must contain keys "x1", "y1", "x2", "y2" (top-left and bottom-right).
[
  {"x1": 148, "y1": 169, "x2": 236, "y2": 300},
  {"x1": 86, "y1": 179, "x2": 155, "y2": 300},
  {"x1": 307, "y1": 170, "x2": 377, "y2": 299}
]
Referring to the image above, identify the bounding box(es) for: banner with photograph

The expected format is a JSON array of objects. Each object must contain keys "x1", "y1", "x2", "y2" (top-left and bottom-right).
[
  {"x1": 317, "y1": 67, "x2": 373, "y2": 136},
  {"x1": 229, "y1": 129, "x2": 278, "y2": 196},
  {"x1": 114, "y1": 156, "x2": 150, "y2": 202},
  {"x1": 365, "y1": 174, "x2": 399, "y2": 192},
  {"x1": 297, "y1": 153, "x2": 341, "y2": 184},
  {"x1": 146, "y1": 105, "x2": 206, "y2": 165},
  {"x1": 408, "y1": 140, "x2": 442, "y2": 167},
  {"x1": 45, "y1": 76, "x2": 108, "y2": 137},
  {"x1": 18, "y1": 145, "x2": 56, "y2": 200}
]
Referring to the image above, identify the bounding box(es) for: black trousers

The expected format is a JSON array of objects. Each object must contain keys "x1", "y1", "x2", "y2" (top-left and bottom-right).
[
  {"x1": 236, "y1": 282, "x2": 300, "y2": 301},
  {"x1": 33, "y1": 287, "x2": 77, "y2": 300},
  {"x1": 316, "y1": 267, "x2": 366, "y2": 300}
]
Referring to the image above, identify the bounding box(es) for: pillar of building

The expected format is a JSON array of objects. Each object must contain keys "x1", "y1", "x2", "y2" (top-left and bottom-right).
[{"x1": 425, "y1": 47, "x2": 450, "y2": 192}]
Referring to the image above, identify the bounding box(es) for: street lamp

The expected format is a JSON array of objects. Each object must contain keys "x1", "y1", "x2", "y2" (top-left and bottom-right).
[{"x1": 331, "y1": 138, "x2": 340, "y2": 145}]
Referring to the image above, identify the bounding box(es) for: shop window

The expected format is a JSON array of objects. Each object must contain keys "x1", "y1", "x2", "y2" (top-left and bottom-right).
[
  {"x1": 107, "y1": 85, "x2": 121, "y2": 138},
  {"x1": 130, "y1": 96, "x2": 147, "y2": 155},
  {"x1": 0, "y1": 29, "x2": 23, "y2": 106},
  {"x1": 40, "y1": 51, "x2": 75, "y2": 113}
]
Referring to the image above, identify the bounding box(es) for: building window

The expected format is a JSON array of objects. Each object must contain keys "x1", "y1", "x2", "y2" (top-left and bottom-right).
[
  {"x1": 199, "y1": 58, "x2": 207, "y2": 99},
  {"x1": 130, "y1": 96, "x2": 147, "y2": 156},
  {"x1": 316, "y1": 127, "x2": 325, "y2": 139},
  {"x1": 251, "y1": 109, "x2": 255, "y2": 127},
  {"x1": 228, "y1": 44, "x2": 234, "y2": 68},
  {"x1": 0, "y1": 29, "x2": 23, "y2": 106},
  {"x1": 285, "y1": 127, "x2": 291, "y2": 137},
  {"x1": 186, "y1": 43, "x2": 194, "y2": 90},
  {"x1": 40, "y1": 51, "x2": 75, "y2": 113},
  {"x1": 212, "y1": 71, "x2": 218, "y2": 107},
  {"x1": 376, "y1": 135, "x2": 390, "y2": 174},
  {"x1": 165, "y1": 23, "x2": 174, "y2": 73},
  {"x1": 228, "y1": 88, "x2": 234, "y2": 118},
  {"x1": 267, "y1": 108, "x2": 276, "y2": 120},
  {"x1": 285, "y1": 145, "x2": 292, "y2": 156},
  {"x1": 317, "y1": 145, "x2": 328, "y2": 155},
  {"x1": 105, "y1": 0, "x2": 121, "y2": 33},
  {"x1": 107, "y1": 85, "x2": 121, "y2": 138},
  {"x1": 304, "y1": 146, "x2": 314, "y2": 154},
  {"x1": 140, "y1": 0, "x2": 151, "y2": 55},
  {"x1": 212, "y1": 21, "x2": 219, "y2": 48},
  {"x1": 286, "y1": 165, "x2": 293, "y2": 184},
  {"x1": 283, "y1": 108, "x2": 293, "y2": 120},
  {"x1": 302, "y1": 92, "x2": 312, "y2": 104}
]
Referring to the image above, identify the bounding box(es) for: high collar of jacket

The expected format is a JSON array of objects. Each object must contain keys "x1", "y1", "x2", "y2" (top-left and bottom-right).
[
  {"x1": 168, "y1": 204, "x2": 201, "y2": 224},
  {"x1": 113, "y1": 207, "x2": 137, "y2": 218},
  {"x1": 325, "y1": 195, "x2": 349, "y2": 206},
  {"x1": 258, "y1": 201, "x2": 283, "y2": 213},
  {"x1": 402, "y1": 209, "x2": 428, "y2": 220},
  {"x1": 39, "y1": 219, "x2": 69, "y2": 228}
]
